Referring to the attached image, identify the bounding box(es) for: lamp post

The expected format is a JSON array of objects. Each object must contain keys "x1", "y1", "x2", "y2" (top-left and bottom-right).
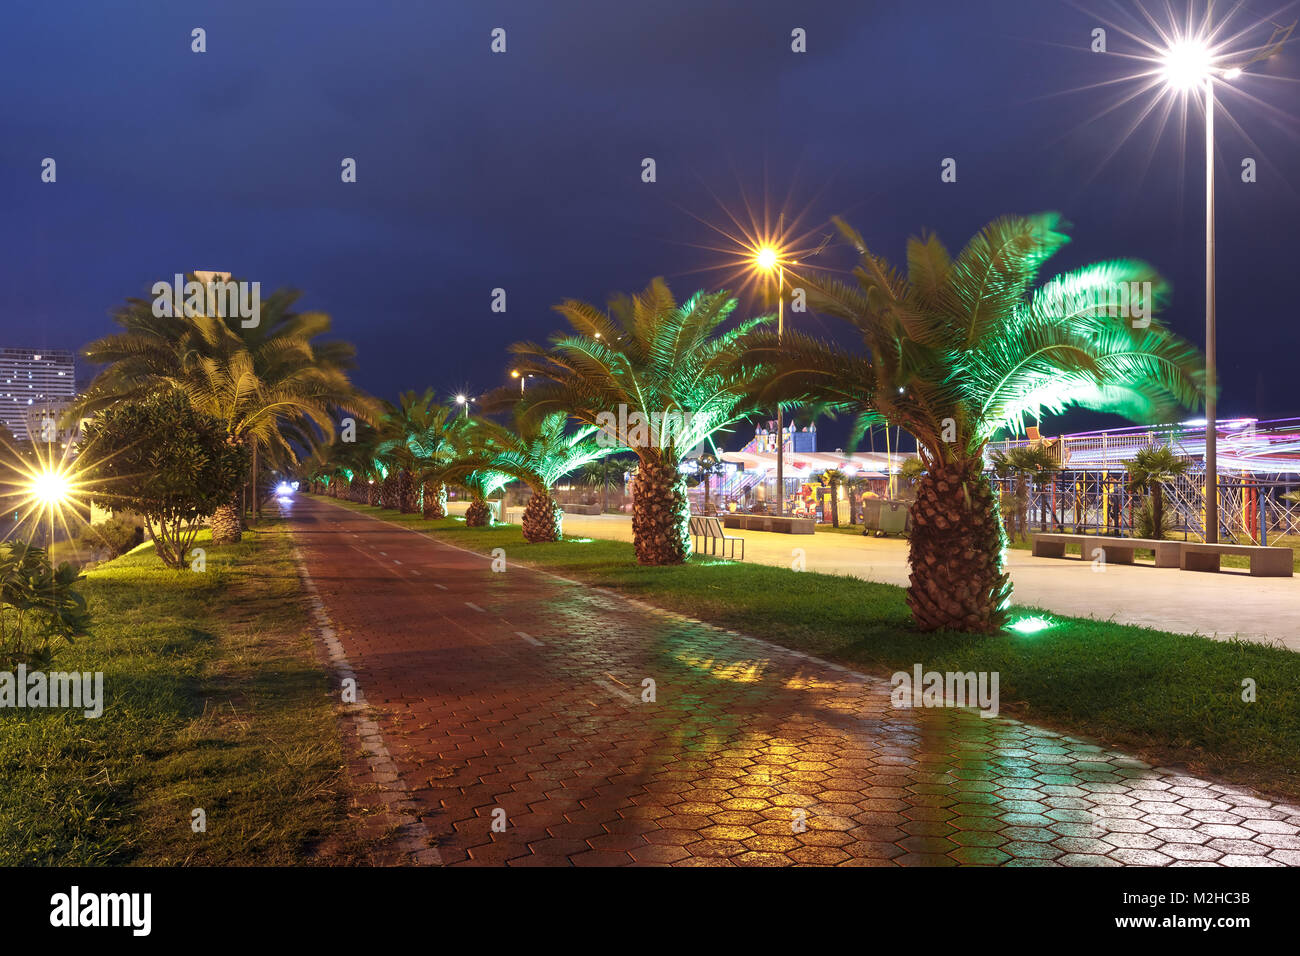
[
  {"x1": 511, "y1": 370, "x2": 532, "y2": 394},
  {"x1": 754, "y1": 240, "x2": 787, "y2": 515},
  {"x1": 1158, "y1": 40, "x2": 1242, "y2": 543},
  {"x1": 456, "y1": 394, "x2": 471, "y2": 418}
]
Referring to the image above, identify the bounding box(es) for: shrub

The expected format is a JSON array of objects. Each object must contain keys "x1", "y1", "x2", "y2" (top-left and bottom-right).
[
  {"x1": 77, "y1": 516, "x2": 145, "y2": 559},
  {"x1": 78, "y1": 394, "x2": 248, "y2": 569},
  {"x1": 0, "y1": 542, "x2": 91, "y2": 667}
]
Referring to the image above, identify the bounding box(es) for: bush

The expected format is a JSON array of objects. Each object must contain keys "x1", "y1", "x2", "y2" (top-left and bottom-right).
[
  {"x1": 0, "y1": 542, "x2": 91, "y2": 667},
  {"x1": 78, "y1": 394, "x2": 248, "y2": 569},
  {"x1": 1135, "y1": 498, "x2": 1177, "y2": 539},
  {"x1": 77, "y1": 517, "x2": 145, "y2": 559}
]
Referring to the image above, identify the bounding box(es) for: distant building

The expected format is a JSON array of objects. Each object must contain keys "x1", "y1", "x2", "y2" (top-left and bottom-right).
[{"x1": 0, "y1": 348, "x2": 76, "y2": 442}]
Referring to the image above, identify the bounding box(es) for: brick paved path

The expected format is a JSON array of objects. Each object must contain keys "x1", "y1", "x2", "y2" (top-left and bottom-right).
[{"x1": 288, "y1": 496, "x2": 1300, "y2": 867}]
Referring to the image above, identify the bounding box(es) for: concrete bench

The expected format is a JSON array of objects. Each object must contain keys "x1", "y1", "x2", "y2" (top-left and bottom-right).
[
  {"x1": 690, "y1": 515, "x2": 744, "y2": 559},
  {"x1": 1031, "y1": 533, "x2": 1182, "y2": 568},
  {"x1": 1181, "y1": 542, "x2": 1293, "y2": 577},
  {"x1": 722, "y1": 514, "x2": 815, "y2": 534}
]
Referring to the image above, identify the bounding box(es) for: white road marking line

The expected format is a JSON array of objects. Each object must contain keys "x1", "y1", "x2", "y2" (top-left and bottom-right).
[
  {"x1": 379, "y1": 551, "x2": 388, "y2": 556},
  {"x1": 465, "y1": 601, "x2": 485, "y2": 612},
  {"x1": 410, "y1": 569, "x2": 419, "y2": 576},
  {"x1": 289, "y1": 546, "x2": 441, "y2": 866},
  {"x1": 593, "y1": 679, "x2": 637, "y2": 704},
  {"x1": 433, "y1": 582, "x2": 447, "y2": 590},
  {"x1": 516, "y1": 631, "x2": 543, "y2": 646},
  {"x1": 392, "y1": 559, "x2": 402, "y2": 565}
]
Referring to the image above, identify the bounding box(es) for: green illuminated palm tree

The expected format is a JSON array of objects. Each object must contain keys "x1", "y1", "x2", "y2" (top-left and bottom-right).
[
  {"x1": 493, "y1": 278, "x2": 772, "y2": 564},
  {"x1": 74, "y1": 280, "x2": 375, "y2": 542},
  {"x1": 445, "y1": 409, "x2": 615, "y2": 541},
  {"x1": 752, "y1": 214, "x2": 1204, "y2": 632}
]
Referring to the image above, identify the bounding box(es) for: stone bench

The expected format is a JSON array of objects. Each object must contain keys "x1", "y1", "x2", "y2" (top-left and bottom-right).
[
  {"x1": 722, "y1": 514, "x2": 815, "y2": 534},
  {"x1": 1180, "y1": 542, "x2": 1293, "y2": 577},
  {"x1": 1031, "y1": 533, "x2": 1182, "y2": 568}
]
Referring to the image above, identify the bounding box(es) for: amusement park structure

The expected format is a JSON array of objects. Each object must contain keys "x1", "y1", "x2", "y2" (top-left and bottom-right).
[{"x1": 985, "y1": 418, "x2": 1300, "y2": 545}]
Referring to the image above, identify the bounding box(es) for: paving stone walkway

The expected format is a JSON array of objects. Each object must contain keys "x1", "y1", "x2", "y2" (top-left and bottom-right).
[{"x1": 287, "y1": 496, "x2": 1300, "y2": 866}]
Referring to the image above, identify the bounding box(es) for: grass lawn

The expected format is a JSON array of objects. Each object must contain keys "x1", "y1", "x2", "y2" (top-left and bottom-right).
[
  {"x1": 319, "y1": 495, "x2": 1300, "y2": 802},
  {"x1": 0, "y1": 521, "x2": 361, "y2": 865}
]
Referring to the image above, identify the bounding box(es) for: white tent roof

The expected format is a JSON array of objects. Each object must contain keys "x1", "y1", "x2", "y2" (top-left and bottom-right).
[{"x1": 721, "y1": 450, "x2": 906, "y2": 478}]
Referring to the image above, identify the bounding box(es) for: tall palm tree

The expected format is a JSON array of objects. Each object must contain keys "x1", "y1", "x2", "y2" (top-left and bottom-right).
[
  {"x1": 73, "y1": 279, "x2": 376, "y2": 543},
  {"x1": 1125, "y1": 444, "x2": 1190, "y2": 540},
  {"x1": 491, "y1": 278, "x2": 772, "y2": 565},
  {"x1": 751, "y1": 214, "x2": 1204, "y2": 632}
]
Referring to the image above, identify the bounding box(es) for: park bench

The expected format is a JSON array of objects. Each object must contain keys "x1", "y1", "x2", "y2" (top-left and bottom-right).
[
  {"x1": 1180, "y1": 542, "x2": 1293, "y2": 577},
  {"x1": 690, "y1": 515, "x2": 745, "y2": 560},
  {"x1": 1031, "y1": 533, "x2": 1182, "y2": 568},
  {"x1": 722, "y1": 514, "x2": 815, "y2": 534}
]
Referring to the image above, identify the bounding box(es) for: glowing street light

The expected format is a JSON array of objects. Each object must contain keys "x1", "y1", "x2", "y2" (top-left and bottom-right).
[
  {"x1": 1091, "y1": 9, "x2": 1294, "y2": 543},
  {"x1": 750, "y1": 231, "x2": 792, "y2": 516}
]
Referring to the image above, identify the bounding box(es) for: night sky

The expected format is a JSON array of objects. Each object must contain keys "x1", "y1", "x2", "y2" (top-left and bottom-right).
[{"x1": 2, "y1": 0, "x2": 1297, "y2": 449}]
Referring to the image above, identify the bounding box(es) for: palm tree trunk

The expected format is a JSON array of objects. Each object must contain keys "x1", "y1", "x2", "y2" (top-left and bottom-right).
[
  {"x1": 522, "y1": 490, "x2": 563, "y2": 542},
  {"x1": 251, "y1": 443, "x2": 260, "y2": 520},
  {"x1": 367, "y1": 480, "x2": 380, "y2": 506},
  {"x1": 422, "y1": 481, "x2": 448, "y2": 518},
  {"x1": 831, "y1": 480, "x2": 840, "y2": 527},
  {"x1": 397, "y1": 469, "x2": 415, "y2": 513},
  {"x1": 1153, "y1": 485, "x2": 1164, "y2": 539},
  {"x1": 631, "y1": 449, "x2": 689, "y2": 565},
  {"x1": 907, "y1": 457, "x2": 1010, "y2": 633},
  {"x1": 465, "y1": 496, "x2": 492, "y2": 527},
  {"x1": 211, "y1": 499, "x2": 243, "y2": 545},
  {"x1": 601, "y1": 460, "x2": 609, "y2": 514}
]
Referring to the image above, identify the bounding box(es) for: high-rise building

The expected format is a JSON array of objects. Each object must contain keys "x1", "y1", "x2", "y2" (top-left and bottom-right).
[{"x1": 0, "y1": 348, "x2": 77, "y2": 442}]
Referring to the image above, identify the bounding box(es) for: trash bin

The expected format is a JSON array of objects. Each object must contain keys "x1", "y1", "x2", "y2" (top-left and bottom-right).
[{"x1": 877, "y1": 500, "x2": 908, "y2": 536}]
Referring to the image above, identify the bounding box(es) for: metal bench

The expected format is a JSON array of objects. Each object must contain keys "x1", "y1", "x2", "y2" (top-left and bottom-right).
[
  {"x1": 1180, "y1": 542, "x2": 1293, "y2": 577},
  {"x1": 1031, "y1": 533, "x2": 1182, "y2": 568},
  {"x1": 690, "y1": 515, "x2": 744, "y2": 560}
]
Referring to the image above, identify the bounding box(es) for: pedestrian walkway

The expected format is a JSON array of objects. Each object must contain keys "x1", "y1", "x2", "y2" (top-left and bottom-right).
[
  {"x1": 515, "y1": 509, "x2": 1300, "y2": 650},
  {"x1": 288, "y1": 496, "x2": 1300, "y2": 866}
]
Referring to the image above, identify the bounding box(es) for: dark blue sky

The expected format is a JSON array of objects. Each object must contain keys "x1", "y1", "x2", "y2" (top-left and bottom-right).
[{"x1": 2, "y1": 0, "x2": 1297, "y2": 447}]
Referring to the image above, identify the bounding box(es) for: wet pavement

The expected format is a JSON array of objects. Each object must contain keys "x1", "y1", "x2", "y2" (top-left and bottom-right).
[{"x1": 287, "y1": 495, "x2": 1300, "y2": 866}]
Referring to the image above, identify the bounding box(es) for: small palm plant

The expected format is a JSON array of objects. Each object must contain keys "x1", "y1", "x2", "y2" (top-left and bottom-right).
[
  {"x1": 750, "y1": 213, "x2": 1204, "y2": 632},
  {"x1": 490, "y1": 278, "x2": 772, "y2": 564},
  {"x1": 447, "y1": 410, "x2": 615, "y2": 542},
  {"x1": 819, "y1": 468, "x2": 847, "y2": 526},
  {"x1": 1125, "y1": 445, "x2": 1190, "y2": 540},
  {"x1": 990, "y1": 444, "x2": 1059, "y2": 542}
]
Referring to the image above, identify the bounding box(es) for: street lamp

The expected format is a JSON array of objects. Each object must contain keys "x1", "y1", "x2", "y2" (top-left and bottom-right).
[
  {"x1": 753, "y1": 237, "x2": 790, "y2": 516},
  {"x1": 511, "y1": 370, "x2": 533, "y2": 394},
  {"x1": 1158, "y1": 40, "x2": 1238, "y2": 543},
  {"x1": 455, "y1": 394, "x2": 471, "y2": 418},
  {"x1": 28, "y1": 465, "x2": 72, "y2": 549}
]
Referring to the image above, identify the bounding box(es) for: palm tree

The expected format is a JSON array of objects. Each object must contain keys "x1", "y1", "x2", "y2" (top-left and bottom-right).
[
  {"x1": 819, "y1": 468, "x2": 847, "y2": 527},
  {"x1": 576, "y1": 455, "x2": 632, "y2": 513},
  {"x1": 448, "y1": 410, "x2": 614, "y2": 542},
  {"x1": 73, "y1": 279, "x2": 376, "y2": 543},
  {"x1": 751, "y1": 214, "x2": 1204, "y2": 632},
  {"x1": 1125, "y1": 444, "x2": 1190, "y2": 540},
  {"x1": 990, "y1": 444, "x2": 1059, "y2": 542},
  {"x1": 490, "y1": 278, "x2": 772, "y2": 565}
]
